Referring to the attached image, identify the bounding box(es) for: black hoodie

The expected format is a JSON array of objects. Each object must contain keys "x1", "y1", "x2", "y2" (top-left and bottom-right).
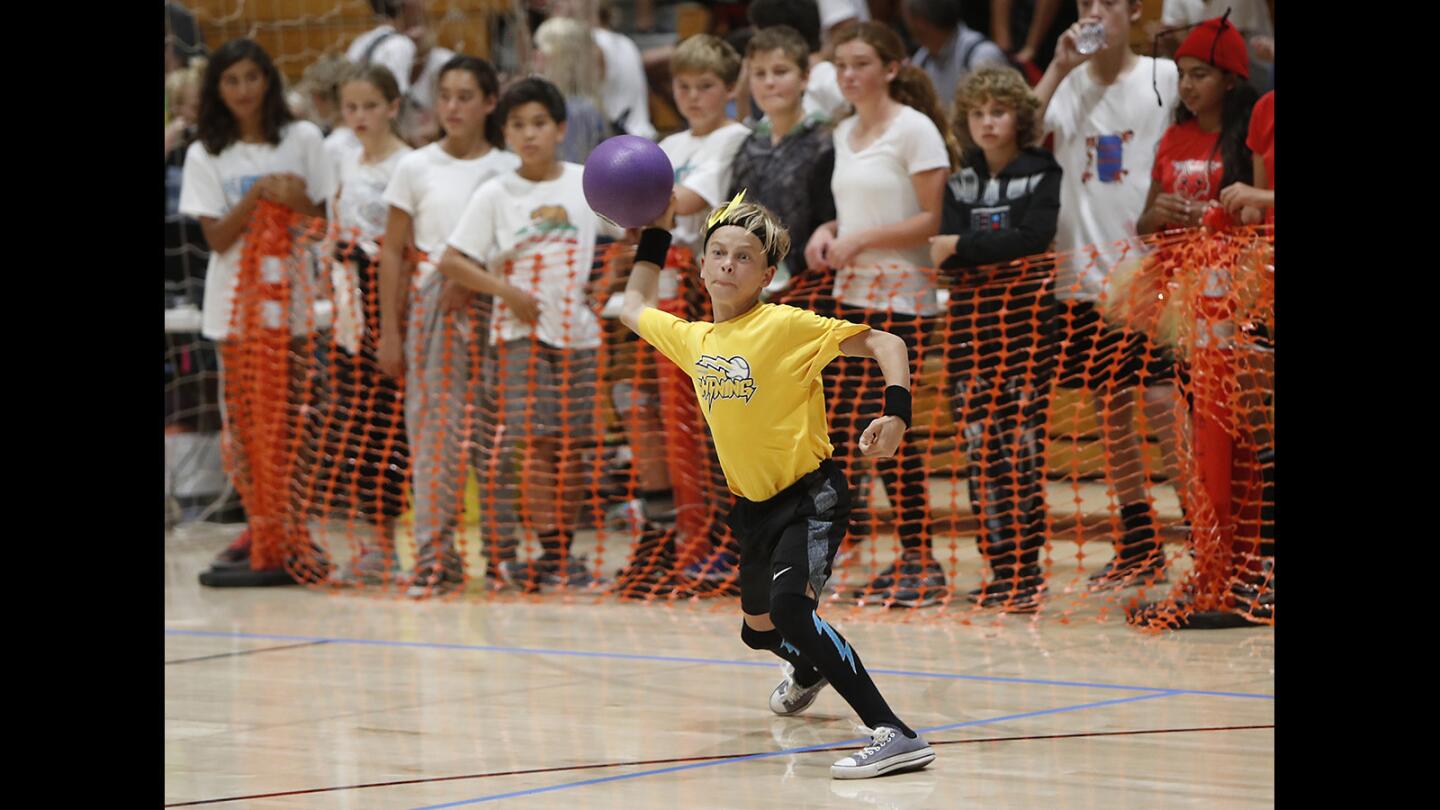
[{"x1": 938, "y1": 145, "x2": 1062, "y2": 272}]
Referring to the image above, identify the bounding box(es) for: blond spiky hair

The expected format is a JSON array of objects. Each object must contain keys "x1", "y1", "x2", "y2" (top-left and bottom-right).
[{"x1": 703, "y1": 194, "x2": 792, "y2": 268}]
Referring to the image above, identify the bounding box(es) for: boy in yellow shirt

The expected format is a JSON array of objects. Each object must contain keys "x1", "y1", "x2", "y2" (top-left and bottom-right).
[{"x1": 620, "y1": 192, "x2": 935, "y2": 779}]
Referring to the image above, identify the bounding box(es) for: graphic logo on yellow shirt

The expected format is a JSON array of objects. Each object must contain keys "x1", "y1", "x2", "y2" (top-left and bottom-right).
[{"x1": 695, "y1": 354, "x2": 756, "y2": 411}]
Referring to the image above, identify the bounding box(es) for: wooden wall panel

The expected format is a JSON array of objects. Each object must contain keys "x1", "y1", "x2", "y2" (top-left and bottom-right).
[{"x1": 186, "y1": 1, "x2": 507, "y2": 84}]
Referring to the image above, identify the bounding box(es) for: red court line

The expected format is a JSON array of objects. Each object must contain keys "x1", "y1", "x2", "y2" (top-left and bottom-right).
[{"x1": 163, "y1": 724, "x2": 1274, "y2": 807}]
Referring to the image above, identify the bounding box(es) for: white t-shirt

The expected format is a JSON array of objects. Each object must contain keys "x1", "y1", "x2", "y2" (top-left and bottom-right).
[
  {"x1": 804, "y1": 61, "x2": 848, "y2": 123},
  {"x1": 1044, "y1": 56, "x2": 1179, "y2": 301},
  {"x1": 179, "y1": 121, "x2": 336, "y2": 340},
  {"x1": 382, "y1": 142, "x2": 521, "y2": 282},
  {"x1": 406, "y1": 46, "x2": 455, "y2": 116},
  {"x1": 336, "y1": 145, "x2": 412, "y2": 242},
  {"x1": 1162, "y1": 0, "x2": 1273, "y2": 36},
  {"x1": 346, "y1": 25, "x2": 418, "y2": 95},
  {"x1": 830, "y1": 105, "x2": 951, "y2": 315},
  {"x1": 447, "y1": 163, "x2": 622, "y2": 349},
  {"x1": 324, "y1": 127, "x2": 363, "y2": 185},
  {"x1": 660, "y1": 121, "x2": 752, "y2": 253},
  {"x1": 594, "y1": 28, "x2": 656, "y2": 140}
]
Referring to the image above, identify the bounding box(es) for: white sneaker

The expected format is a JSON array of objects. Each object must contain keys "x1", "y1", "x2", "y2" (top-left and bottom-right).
[
  {"x1": 832, "y1": 725, "x2": 935, "y2": 779},
  {"x1": 768, "y1": 663, "x2": 829, "y2": 716}
]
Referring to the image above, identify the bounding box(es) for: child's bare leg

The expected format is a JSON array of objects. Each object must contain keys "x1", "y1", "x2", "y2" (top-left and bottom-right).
[
  {"x1": 743, "y1": 611, "x2": 776, "y2": 632},
  {"x1": 1092, "y1": 384, "x2": 1164, "y2": 577},
  {"x1": 1143, "y1": 383, "x2": 1183, "y2": 482},
  {"x1": 622, "y1": 380, "x2": 674, "y2": 506},
  {"x1": 1099, "y1": 386, "x2": 1147, "y2": 507},
  {"x1": 523, "y1": 434, "x2": 563, "y2": 550}
]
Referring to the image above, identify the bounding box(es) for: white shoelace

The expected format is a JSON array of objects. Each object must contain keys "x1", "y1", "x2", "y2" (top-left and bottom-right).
[{"x1": 857, "y1": 727, "x2": 896, "y2": 760}]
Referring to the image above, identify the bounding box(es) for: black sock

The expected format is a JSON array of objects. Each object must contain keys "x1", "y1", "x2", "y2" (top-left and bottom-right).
[
  {"x1": 769, "y1": 592, "x2": 916, "y2": 738},
  {"x1": 740, "y1": 623, "x2": 822, "y2": 687},
  {"x1": 1118, "y1": 501, "x2": 1158, "y2": 556}
]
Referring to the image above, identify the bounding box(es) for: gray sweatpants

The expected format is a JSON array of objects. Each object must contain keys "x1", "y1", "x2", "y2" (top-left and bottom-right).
[{"x1": 402, "y1": 272, "x2": 493, "y2": 558}]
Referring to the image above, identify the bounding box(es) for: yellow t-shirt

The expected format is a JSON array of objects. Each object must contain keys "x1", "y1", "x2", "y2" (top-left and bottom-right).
[{"x1": 638, "y1": 302, "x2": 870, "y2": 502}]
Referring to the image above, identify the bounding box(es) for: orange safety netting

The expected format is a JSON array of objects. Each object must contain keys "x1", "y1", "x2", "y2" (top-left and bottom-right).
[{"x1": 210, "y1": 200, "x2": 1273, "y2": 630}]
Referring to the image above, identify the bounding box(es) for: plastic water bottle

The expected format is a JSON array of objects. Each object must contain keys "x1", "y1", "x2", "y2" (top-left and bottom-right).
[{"x1": 1075, "y1": 20, "x2": 1106, "y2": 55}]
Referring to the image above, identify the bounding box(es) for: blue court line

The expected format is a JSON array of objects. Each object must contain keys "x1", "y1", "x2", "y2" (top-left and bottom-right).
[
  {"x1": 407, "y1": 690, "x2": 1184, "y2": 808},
  {"x1": 164, "y1": 628, "x2": 1273, "y2": 700}
]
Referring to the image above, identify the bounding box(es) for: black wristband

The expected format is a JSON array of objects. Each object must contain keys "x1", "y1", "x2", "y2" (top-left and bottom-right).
[
  {"x1": 635, "y1": 227, "x2": 672, "y2": 269},
  {"x1": 883, "y1": 386, "x2": 912, "y2": 428}
]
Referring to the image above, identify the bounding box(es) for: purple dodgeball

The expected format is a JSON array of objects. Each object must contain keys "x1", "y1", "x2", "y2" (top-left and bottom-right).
[{"x1": 583, "y1": 135, "x2": 674, "y2": 228}]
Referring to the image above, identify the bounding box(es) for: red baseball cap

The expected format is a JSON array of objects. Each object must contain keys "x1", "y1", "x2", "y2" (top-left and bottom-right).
[{"x1": 1175, "y1": 16, "x2": 1249, "y2": 79}]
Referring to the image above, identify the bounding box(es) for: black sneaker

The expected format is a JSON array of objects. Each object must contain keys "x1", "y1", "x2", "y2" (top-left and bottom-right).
[
  {"x1": 887, "y1": 572, "x2": 950, "y2": 608},
  {"x1": 967, "y1": 577, "x2": 1046, "y2": 613},
  {"x1": 500, "y1": 556, "x2": 599, "y2": 593},
  {"x1": 1087, "y1": 552, "x2": 1168, "y2": 591},
  {"x1": 613, "y1": 522, "x2": 685, "y2": 599},
  {"x1": 859, "y1": 551, "x2": 942, "y2": 606},
  {"x1": 405, "y1": 546, "x2": 465, "y2": 599},
  {"x1": 1089, "y1": 503, "x2": 1167, "y2": 591}
]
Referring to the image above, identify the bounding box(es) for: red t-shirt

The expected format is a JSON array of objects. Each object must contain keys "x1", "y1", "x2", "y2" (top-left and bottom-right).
[
  {"x1": 1152, "y1": 120, "x2": 1224, "y2": 228},
  {"x1": 1247, "y1": 91, "x2": 1274, "y2": 189}
]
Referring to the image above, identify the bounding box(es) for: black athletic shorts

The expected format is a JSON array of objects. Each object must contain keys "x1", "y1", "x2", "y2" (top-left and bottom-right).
[{"x1": 725, "y1": 459, "x2": 851, "y2": 616}]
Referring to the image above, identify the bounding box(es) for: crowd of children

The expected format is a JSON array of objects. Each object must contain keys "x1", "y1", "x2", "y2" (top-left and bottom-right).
[
  {"x1": 170, "y1": 0, "x2": 1274, "y2": 779},
  {"x1": 174, "y1": 1, "x2": 1275, "y2": 615}
]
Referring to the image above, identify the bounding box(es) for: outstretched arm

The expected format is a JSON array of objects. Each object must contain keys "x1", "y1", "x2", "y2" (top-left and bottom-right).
[{"x1": 840, "y1": 329, "x2": 911, "y2": 458}]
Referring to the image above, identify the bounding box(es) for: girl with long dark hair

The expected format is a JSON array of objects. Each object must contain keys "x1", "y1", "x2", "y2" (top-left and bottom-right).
[
  {"x1": 1137, "y1": 17, "x2": 1258, "y2": 235},
  {"x1": 180, "y1": 38, "x2": 335, "y2": 584},
  {"x1": 375, "y1": 54, "x2": 518, "y2": 597}
]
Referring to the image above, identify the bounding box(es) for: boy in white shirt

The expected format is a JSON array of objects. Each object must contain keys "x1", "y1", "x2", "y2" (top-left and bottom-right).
[
  {"x1": 1034, "y1": 0, "x2": 1182, "y2": 589},
  {"x1": 439, "y1": 78, "x2": 621, "y2": 591},
  {"x1": 746, "y1": 0, "x2": 848, "y2": 124},
  {"x1": 661, "y1": 35, "x2": 753, "y2": 258},
  {"x1": 615, "y1": 35, "x2": 754, "y2": 595}
]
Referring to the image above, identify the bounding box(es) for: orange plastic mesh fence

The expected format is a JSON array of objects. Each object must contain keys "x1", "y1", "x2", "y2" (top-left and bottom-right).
[{"x1": 198, "y1": 200, "x2": 1274, "y2": 629}]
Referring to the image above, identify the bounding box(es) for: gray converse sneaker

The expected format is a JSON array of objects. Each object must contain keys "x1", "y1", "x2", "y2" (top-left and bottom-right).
[
  {"x1": 768, "y1": 663, "x2": 828, "y2": 716},
  {"x1": 831, "y1": 725, "x2": 935, "y2": 779}
]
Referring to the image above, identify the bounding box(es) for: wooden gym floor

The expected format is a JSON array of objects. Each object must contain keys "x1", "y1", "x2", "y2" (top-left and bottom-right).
[{"x1": 165, "y1": 513, "x2": 1273, "y2": 809}]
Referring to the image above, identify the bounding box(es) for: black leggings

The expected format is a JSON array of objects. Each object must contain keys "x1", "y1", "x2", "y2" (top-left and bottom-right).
[
  {"x1": 826, "y1": 306, "x2": 928, "y2": 550},
  {"x1": 946, "y1": 270, "x2": 1053, "y2": 571}
]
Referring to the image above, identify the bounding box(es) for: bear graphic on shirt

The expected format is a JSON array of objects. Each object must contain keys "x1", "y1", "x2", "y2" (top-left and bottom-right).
[
  {"x1": 1171, "y1": 159, "x2": 1218, "y2": 202},
  {"x1": 695, "y1": 354, "x2": 756, "y2": 411},
  {"x1": 514, "y1": 204, "x2": 581, "y2": 252},
  {"x1": 529, "y1": 205, "x2": 575, "y2": 232}
]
